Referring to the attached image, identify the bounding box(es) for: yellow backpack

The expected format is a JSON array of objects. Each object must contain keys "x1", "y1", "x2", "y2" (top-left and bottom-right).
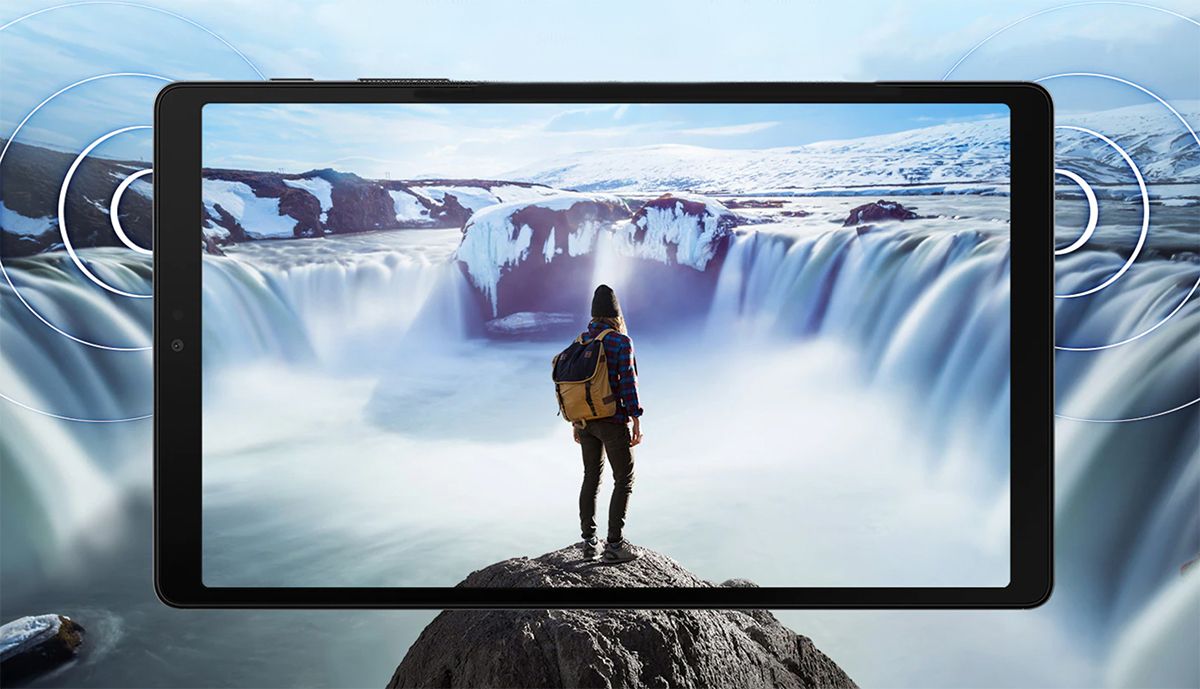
[{"x1": 551, "y1": 328, "x2": 617, "y2": 423}]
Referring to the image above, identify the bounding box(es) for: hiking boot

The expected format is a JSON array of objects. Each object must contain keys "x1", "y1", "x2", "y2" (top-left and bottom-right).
[
  {"x1": 602, "y1": 539, "x2": 639, "y2": 564},
  {"x1": 580, "y1": 536, "x2": 603, "y2": 560}
]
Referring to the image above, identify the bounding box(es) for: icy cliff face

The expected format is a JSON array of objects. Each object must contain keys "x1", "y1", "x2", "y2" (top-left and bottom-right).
[
  {"x1": 453, "y1": 193, "x2": 630, "y2": 317},
  {"x1": 615, "y1": 193, "x2": 739, "y2": 270},
  {"x1": 452, "y1": 192, "x2": 741, "y2": 333}
]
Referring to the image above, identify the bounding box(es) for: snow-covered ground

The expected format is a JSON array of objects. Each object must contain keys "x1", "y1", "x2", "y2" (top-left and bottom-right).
[
  {"x1": 387, "y1": 189, "x2": 430, "y2": 223},
  {"x1": 202, "y1": 179, "x2": 296, "y2": 239},
  {"x1": 283, "y1": 176, "x2": 334, "y2": 222},
  {"x1": 507, "y1": 101, "x2": 1198, "y2": 194},
  {"x1": 407, "y1": 182, "x2": 560, "y2": 212},
  {"x1": 0, "y1": 200, "x2": 55, "y2": 236}
]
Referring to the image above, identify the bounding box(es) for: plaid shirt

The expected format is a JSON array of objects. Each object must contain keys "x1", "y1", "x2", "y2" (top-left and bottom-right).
[{"x1": 585, "y1": 320, "x2": 643, "y2": 423}]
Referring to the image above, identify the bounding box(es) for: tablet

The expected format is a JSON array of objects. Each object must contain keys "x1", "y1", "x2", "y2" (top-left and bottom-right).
[{"x1": 154, "y1": 81, "x2": 1052, "y2": 608}]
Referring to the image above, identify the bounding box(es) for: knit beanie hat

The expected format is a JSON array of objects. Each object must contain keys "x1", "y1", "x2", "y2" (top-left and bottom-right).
[{"x1": 591, "y1": 284, "x2": 621, "y2": 318}]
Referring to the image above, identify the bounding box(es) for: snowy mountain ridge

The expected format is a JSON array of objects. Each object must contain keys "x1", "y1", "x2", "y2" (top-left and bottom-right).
[{"x1": 507, "y1": 102, "x2": 1200, "y2": 193}]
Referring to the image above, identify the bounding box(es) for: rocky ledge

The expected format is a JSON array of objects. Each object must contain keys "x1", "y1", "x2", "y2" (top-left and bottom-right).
[
  {"x1": 388, "y1": 545, "x2": 856, "y2": 689},
  {"x1": 841, "y1": 199, "x2": 919, "y2": 226},
  {"x1": 0, "y1": 614, "x2": 85, "y2": 682}
]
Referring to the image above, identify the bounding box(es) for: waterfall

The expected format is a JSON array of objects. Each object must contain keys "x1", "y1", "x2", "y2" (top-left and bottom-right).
[
  {"x1": 1052, "y1": 252, "x2": 1200, "y2": 636},
  {"x1": 201, "y1": 246, "x2": 467, "y2": 373},
  {"x1": 709, "y1": 227, "x2": 1012, "y2": 479},
  {"x1": 2, "y1": 230, "x2": 1196, "y2": 665},
  {"x1": 1, "y1": 250, "x2": 152, "y2": 579}
]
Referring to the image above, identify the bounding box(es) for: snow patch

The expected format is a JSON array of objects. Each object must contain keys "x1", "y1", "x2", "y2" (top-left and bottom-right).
[
  {"x1": 431, "y1": 186, "x2": 497, "y2": 213},
  {"x1": 203, "y1": 179, "x2": 297, "y2": 239},
  {"x1": 202, "y1": 221, "x2": 231, "y2": 241},
  {"x1": 0, "y1": 200, "x2": 55, "y2": 236},
  {"x1": 408, "y1": 183, "x2": 559, "y2": 214},
  {"x1": 489, "y1": 184, "x2": 561, "y2": 203},
  {"x1": 130, "y1": 178, "x2": 153, "y2": 198},
  {"x1": 388, "y1": 189, "x2": 430, "y2": 222},
  {"x1": 0, "y1": 614, "x2": 61, "y2": 661},
  {"x1": 283, "y1": 177, "x2": 334, "y2": 222}
]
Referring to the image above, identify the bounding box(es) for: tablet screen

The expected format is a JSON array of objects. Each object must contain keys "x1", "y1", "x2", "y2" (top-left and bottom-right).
[{"x1": 199, "y1": 102, "x2": 1011, "y2": 588}]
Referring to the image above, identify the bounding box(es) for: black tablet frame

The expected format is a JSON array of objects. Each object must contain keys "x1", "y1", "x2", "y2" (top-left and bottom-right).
[{"x1": 155, "y1": 81, "x2": 1053, "y2": 609}]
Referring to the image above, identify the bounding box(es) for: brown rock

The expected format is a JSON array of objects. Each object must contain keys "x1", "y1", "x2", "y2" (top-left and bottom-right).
[
  {"x1": 0, "y1": 614, "x2": 85, "y2": 682},
  {"x1": 841, "y1": 199, "x2": 919, "y2": 226},
  {"x1": 388, "y1": 546, "x2": 857, "y2": 689}
]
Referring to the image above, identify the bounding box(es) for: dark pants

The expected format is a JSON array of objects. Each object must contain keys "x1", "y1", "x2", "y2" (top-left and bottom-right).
[{"x1": 578, "y1": 421, "x2": 635, "y2": 543}]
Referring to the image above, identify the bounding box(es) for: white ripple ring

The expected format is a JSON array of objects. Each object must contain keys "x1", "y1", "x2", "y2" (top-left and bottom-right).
[
  {"x1": 109, "y1": 168, "x2": 154, "y2": 255},
  {"x1": 58, "y1": 126, "x2": 154, "y2": 297},
  {"x1": 1052, "y1": 125, "x2": 1149, "y2": 299},
  {"x1": 1054, "y1": 168, "x2": 1098, "y2": 256},
  {"x1": 0, "y1": 72, "x2": 166, "y2": 352}
]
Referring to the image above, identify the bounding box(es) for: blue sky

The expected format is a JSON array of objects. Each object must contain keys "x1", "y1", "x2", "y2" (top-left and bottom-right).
[
  {"x1": 1, "y1": 0, "x2": 1197, "y2": 165},
  {"x1": 201, "y1": 102, "x2": 1008, "y2": 178}
]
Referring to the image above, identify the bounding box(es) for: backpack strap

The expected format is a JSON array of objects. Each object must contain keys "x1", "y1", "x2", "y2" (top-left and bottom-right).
[
  {"x1": 590, "y1": 328, "x2": 616, "y2": 345},
  {"x1": 576, "y1": 327, "x2": 616, "y2": 346}
]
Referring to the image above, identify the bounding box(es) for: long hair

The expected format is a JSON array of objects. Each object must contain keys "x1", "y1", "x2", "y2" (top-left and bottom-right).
[{"x1": 593, "y1": 315, "x2": 627, "y2": 335}]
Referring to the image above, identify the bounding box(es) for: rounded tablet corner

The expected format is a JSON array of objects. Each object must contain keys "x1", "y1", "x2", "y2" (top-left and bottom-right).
[
  {"x1": 1009, "y1": 571, "x2": 1054, "y2": 609},
  {"x1": 153, "y1": 572, "x2": 192, "y2": 609},
  {"x1": 1009, "y1": 81, "x2": 1054, "y2": 117},
  {"x1": 153, "y1": 80, "x2": 195, "y2": 113}
]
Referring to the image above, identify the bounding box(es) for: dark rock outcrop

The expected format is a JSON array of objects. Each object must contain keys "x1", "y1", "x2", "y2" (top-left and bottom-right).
[
  {"x1": 0, "y1": 136, "x2": 564, "y2": 256},
  {"x1": 388, "y1": 546, "x2": 857, "y2": 689},
  {"x1": 723, "y1": 198, "x2": 784, "y2": 209},
  {"x1": 0, "y1": 614, "x2": 85, "y2": 682},
  {"x1": 200, "y1": 168, "x2": 563, "y2": 245},
  {"x1": 0, "y1": 138, "x2": 153, "y2": 257},
  {"x1": 841, "y1": 199, "x2": 919, "y2": 226}
]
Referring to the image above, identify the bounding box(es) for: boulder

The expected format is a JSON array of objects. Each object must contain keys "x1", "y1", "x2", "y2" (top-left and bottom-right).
[
  {"x1": 841, "y1": 199, "x2": 919, "y2": 226},
  {"x1": 483, "y1": 311, "x2": 576, "y2": 339},
  {"x1": 0, "y1": 614, "x2": 85, "y2": 682},
  {"x1": 388, "y1": 545, "x2": 857, "y2": 689}
]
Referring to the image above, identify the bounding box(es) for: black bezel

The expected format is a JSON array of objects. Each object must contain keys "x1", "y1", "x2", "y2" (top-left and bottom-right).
[{"x1": 154, "y1": 81, "x2": 1053, "y2": 609}]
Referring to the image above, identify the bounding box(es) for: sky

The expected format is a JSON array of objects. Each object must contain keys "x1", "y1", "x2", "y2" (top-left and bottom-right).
[
  {"x1": 200, "y1": 102, "x2": 1008, "y2": 179},
  {"x1": 0, "y1": 0, "x2": 1196, "y2": 165}
]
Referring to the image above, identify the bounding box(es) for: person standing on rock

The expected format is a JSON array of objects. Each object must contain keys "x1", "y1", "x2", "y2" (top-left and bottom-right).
[{"x1": 571, "y1": 285, "x2": 643, "y2": 564}]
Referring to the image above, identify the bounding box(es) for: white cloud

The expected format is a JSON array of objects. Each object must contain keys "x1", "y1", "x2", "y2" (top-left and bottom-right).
[{"x1": 680, "y1": 121, "x2": 780, "y2": 136}]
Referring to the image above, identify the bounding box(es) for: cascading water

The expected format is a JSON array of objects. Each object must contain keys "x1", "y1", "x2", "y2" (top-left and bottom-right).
[
  {"x1": 1, "y1": 250, "x2": 152, "y2": 581},
  {"x1": 1053, "y1": 252, "x2": 1200, "y2": 637},
  {"x1": 709, "y1": 227, "x2": 1012, "y2": 481},
  {"x1": 2, "y1": 213, "x2": 1196, "y2": 683}
]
